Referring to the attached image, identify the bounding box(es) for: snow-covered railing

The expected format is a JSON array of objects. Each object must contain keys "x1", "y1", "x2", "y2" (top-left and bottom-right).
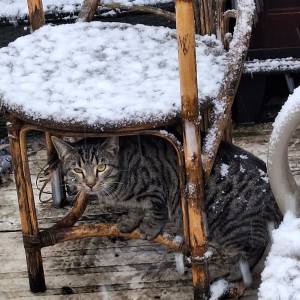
[{"x1": 244, "y1": 57, "x2": 300, "y2": 74}]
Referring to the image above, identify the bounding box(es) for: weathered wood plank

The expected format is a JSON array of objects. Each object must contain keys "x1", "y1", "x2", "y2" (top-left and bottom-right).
[{"x1": 1, "y1": 283, "x2": 193, "y2": 299}]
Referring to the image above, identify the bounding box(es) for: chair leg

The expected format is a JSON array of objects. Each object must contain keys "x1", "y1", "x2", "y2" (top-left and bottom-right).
[
  {"x1": 182, "y1": 121, "x2": 209, "y2": 300},
  {"x1": 45, "y1": 132, "x2": 66, "y2": 208},
  {"x1": 7, "y1": 120, "x2": 46, "y2": 293}
]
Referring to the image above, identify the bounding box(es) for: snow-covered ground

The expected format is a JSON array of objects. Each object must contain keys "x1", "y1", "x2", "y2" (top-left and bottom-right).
[{"x1": 259, "y1": 213, "x2": 300, "y2": 300}]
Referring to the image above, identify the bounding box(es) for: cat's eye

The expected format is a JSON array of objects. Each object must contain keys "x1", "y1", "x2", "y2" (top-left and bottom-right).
[
  {"x1": 97, "y1": 164, "x2": 106, "y2": 172},
  {"x1": 74, "y1": 168, "x2": 83, "y2": 173}
]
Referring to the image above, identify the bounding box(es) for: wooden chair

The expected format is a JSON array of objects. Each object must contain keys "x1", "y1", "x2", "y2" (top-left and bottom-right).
[{"x1": 0, "y1": 0, "x2": 255, "y2": 298}]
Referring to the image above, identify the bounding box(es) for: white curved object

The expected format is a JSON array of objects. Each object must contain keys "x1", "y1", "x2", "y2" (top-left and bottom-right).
[{"x1": 268, "y1": 87, "x2": 300, "y2": 215}]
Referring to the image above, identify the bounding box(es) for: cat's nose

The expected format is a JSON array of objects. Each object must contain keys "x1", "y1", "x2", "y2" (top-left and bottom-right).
[
  {"x1": 85, "y1": 177, "x2": 96, "y2": 189},
  {"x1": 86, "y1": 182, "x2": 95, "y2": 189}
]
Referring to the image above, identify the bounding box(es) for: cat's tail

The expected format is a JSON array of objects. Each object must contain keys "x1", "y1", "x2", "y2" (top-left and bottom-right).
[{"x1": 268, "y1": 89, "x2": 300, "y2": 216}]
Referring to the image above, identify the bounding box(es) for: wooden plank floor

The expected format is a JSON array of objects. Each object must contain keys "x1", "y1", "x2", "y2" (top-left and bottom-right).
[{"x1": 0, "y1": 123, "x2": 297, "y2": 299}]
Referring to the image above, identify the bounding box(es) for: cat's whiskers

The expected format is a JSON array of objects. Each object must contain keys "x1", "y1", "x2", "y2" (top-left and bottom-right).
[{"x1": 98, "y1": 184, "x2": 122, "y2": 204}]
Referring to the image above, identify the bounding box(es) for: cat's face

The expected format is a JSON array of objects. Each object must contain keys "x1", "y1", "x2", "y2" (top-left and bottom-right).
[{"x1": 51, "y1": 136, "x2": 120, "y2": 195}]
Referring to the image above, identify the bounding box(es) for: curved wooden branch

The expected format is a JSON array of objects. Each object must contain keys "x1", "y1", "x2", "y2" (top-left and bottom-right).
[
  {"x1": 52, "y1": 192, "x2": 88, "y2": 229},
  {"x1": 103, "y1": 3, "x2": 176, "y2": 21},
  {"x1": 202, "y1": 0, "x2": 255, "y2": 179},
  {"x1": 40, "y1": 223, "x2": 186, "y2": 252}
]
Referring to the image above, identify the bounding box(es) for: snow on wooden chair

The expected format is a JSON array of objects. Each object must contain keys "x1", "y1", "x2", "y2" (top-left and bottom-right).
[{"x1": 0, "y1": 0, "x2": 255, "y2": 298}]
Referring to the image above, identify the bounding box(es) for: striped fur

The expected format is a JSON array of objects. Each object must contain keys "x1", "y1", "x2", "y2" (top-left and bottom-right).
[
  {"x1": 52, "y1": 136, "x2": 180, "y2": 240},
  {"x1": 205, "y1": 142, "x2": 282, "y2": 281},
  {"x1": 52, "y1": 136, "x2": 282, "y2": 282}
]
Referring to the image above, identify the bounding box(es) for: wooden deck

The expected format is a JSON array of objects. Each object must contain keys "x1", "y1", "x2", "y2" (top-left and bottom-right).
[{"x1": 0, "y1": 123, "x2": 298, "y2": 299}]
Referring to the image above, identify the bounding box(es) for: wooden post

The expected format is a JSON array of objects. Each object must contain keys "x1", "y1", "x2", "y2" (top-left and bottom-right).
[
  {"x1": 195, "y1": 0, "x2": 214, "y2": 135},
  {"x1": 77, "y1": 0, "x2": 99, "y2": 22},
  {"x1": 223, "y1": 114, "x2": 233, "y2": 143},
  {"x1": 7, "y1": 119, "x2": 46, "y2": 293},
  {"x1": 193, "y1": 0, "x2": 201, "y2": 34},
  {"x1": 27, "y1": 0, "x2": 45, "y2": 31},
  {"x1": 175, "y1": 1, "x2": 209, "y2": 299},
  {"x1": 45, "y1": 133, "x2": 66, "y2": 208}
]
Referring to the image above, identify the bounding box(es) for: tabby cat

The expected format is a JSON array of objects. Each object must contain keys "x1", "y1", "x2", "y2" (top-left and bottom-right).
[{"x1": 51, "y1": 135, "x2": 282, "y2": 283}]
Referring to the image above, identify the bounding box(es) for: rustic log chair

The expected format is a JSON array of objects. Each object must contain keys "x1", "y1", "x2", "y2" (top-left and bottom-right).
[{"x1": 0, "y1": 0, "x2": 254, "y2": 298}]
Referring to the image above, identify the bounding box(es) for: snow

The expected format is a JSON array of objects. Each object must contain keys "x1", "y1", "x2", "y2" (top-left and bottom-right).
[
  {"x1": 204, "y1": 249, "x2": 213, "y2": 259},
  {"x1": 187, "y1": 183, "x2": 197, "y2": 196},
  {"x1": 220, "y1": 163, "x2": 229, "y2": 177},
  {"x1": 0, "y1": 0, "x2": 171, "y2": 19},
  {"x1": 0, "y1": 22, "x2": 227, "y2": 128},
  {"x1": 259, "y1": 169, "x2": 269, "y2": 183},
  {"x1": 245, "y1": 57, "x2": 300, "y2": 74},
  {"x1": 209, "y1": 279, "x2": 228, "y2": 300},
  {"x1": 270, "y1": 86, "x2": 300, "y2": 147},
  {"x1": 259, "y1": 213, "x2": 300, "y2": 300},
  {"x1": 174, "y1": 252, "x2": 185, "y2": 274},
  {"x1": 234, "y1": 154, "x2": 248, "y2": 160}
]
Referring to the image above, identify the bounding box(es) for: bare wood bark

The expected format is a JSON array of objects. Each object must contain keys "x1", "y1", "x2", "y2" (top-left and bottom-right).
[
  {"x1": 223, "y1": 114, "x2": 233, "y2": 143},
  {"x1": 193, "y1": 0, "x2": 213, "y2": 35},
  {"x1": 7, "y1": 118, "x2": 46, "y2": 293},
  {"x1": 196, "y1": 0, "x2": 214, "y2": 135},
  {"x1": 77, "y1": 0, "x2": 99, "y2": 22},
  {"x1": 202, "y1": 0, "x2": 210, "y2": 34},
  {"x1": 27, "y1": 0, "x2": 45, "y2": 31},
  {"x1": 52, "y1": 192, "x2": 88, "y2": 229},
  {"x1": 40, "y1": 223, "x2": 186, "y2": 252},
  {"x1": 175, "y1": 0, "x2": 209, "y2": 298},
  {"x1": 192, "y1": 0, "x2": 201, "y2": 34}
]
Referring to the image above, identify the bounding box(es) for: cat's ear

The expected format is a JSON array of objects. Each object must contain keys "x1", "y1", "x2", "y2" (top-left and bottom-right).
[
  {"x1": 51, "y1": 136, "x2": 74, "y2": 160},
  {"x1": 102, "y1": 136, "x2": 119, "y2": 156}
]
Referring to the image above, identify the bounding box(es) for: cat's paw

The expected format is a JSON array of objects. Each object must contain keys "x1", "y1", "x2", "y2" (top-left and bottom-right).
[
  {"x1": 117, "y1": 214, "x2": 141, "y2": 233},
  {"x1": 139, "y1": 220, "x2": 165, "y2": 240}
]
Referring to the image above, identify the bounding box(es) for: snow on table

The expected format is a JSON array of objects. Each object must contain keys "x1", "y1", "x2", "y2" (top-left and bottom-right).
[
  {"x1": 0, "y1": 22, "x2": 227, "y2": 128},
  {"x1": 0, "y1": 0, "x2": 172, "y2": 19},
  {"x1": 259, "y1": 213, "x2": 300, "y2": 300}
]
